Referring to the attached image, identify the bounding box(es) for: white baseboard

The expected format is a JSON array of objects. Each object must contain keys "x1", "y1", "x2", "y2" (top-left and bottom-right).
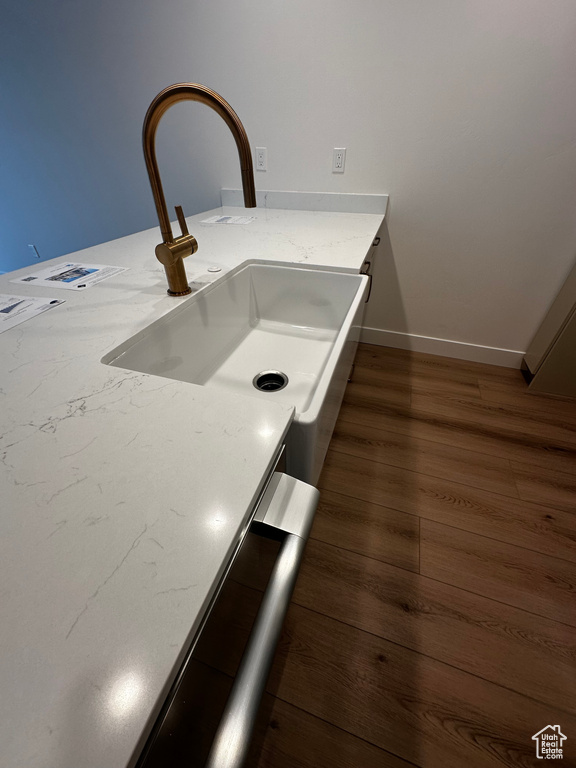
[{"x1": 360, "y1": 327, "x2": 525, "y2": 368}]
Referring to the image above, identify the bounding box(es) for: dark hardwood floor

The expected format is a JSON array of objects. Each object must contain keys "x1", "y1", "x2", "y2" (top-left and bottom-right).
[{"x1": 249, "y1": 344, "x2": 576, "y2": 768}]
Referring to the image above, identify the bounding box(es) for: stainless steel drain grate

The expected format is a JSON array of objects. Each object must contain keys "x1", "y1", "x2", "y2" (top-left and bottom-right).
[{"x1": 253, "y1": 371, "x2": 289, "y2": 392}]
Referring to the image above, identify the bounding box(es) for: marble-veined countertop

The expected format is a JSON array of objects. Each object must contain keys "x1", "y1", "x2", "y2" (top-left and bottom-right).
[{"x1": 0, "y1": 195, "x2": 386, "y2": 768}]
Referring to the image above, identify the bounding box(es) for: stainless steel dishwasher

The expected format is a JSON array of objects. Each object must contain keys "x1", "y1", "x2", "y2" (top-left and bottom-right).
[{"x1": 134, "y1": 466, "x2": 319, "y2": 768}]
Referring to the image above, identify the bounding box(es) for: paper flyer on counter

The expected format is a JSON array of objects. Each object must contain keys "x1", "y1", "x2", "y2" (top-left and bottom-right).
[
  {"x1": 10, "y1": 262, "x2": 128, "y2": 291},
  {"x1": 201, "y1": 215, "x2": 255, "y2": 225},
  {"x1": 0, "y1": 295, "x2": 64, "y2": 333}
]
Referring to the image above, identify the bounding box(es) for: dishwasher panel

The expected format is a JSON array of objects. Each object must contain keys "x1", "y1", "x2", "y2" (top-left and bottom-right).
[{"x1": 135, "y1": 473, "x2": 319, "y2": 768}]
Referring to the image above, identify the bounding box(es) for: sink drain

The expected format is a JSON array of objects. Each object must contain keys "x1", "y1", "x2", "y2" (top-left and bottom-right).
[{"x1": 253, "y1": 370, "x2": 289, "y2": 392}]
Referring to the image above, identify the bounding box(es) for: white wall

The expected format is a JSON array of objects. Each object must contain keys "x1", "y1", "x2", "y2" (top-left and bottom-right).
[
  {"x1": 3, "y1": 1, "x2": 576, "y2": 358},
  {"x1": 184, "y1": 0, "x2": 576, "y2": 356}
]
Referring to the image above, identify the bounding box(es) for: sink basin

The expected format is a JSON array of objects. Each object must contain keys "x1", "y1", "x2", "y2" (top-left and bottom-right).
[{"x1": 103, "y1": 260, "x2": 368, "y2": 484}]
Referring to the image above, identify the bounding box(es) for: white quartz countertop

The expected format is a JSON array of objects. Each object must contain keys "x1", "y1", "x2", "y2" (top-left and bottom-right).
[{"x1": 0, "y1": 196, "x2": 386, "y2": 768}]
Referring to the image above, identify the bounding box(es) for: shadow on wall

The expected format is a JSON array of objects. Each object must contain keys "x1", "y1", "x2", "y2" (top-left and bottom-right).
[{"x1": 0, "y1": 6, "x2": 227, "y2": 275}]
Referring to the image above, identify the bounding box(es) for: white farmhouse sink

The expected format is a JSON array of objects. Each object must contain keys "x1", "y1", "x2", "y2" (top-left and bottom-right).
[{"x1": 103, "y1": 260, "x2": 368, "y2": 484}]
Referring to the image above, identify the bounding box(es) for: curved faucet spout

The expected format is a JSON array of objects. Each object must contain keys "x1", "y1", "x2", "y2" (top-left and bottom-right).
[{"x1": 142, "y1": 83, "x2": 257, "y2": 296}]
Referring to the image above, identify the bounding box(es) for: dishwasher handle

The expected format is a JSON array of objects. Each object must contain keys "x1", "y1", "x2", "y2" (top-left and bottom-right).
[{"x1": 204, "y1": 474, "x2": 318, "y2": 768}]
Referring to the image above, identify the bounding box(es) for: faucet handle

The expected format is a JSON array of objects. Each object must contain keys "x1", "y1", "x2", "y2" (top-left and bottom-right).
[
  {"x1": 173, "y1": 205, "x2": 198, "y2": 259},
  {"x1": 175, "y1": 205, "x2": 190, "y2": 237}
]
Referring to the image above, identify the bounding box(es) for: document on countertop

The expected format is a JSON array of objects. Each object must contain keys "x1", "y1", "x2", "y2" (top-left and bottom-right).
[
  {"x1": 0, "y1": 294, "x2": 64, "y2": 333},
  {"x1": 201, "y1": 215, "x2": 256, "y2": 224},
  {"x1": 10, "y1": 262, "x2": 128, "y2": 290}
]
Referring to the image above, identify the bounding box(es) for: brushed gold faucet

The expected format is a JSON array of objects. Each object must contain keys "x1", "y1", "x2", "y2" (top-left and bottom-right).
[{"x1": 142, "y1": 83, "x2": 257, "y2": 296}]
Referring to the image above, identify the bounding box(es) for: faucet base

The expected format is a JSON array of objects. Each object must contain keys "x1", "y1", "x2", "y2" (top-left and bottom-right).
[
  {"x1": 167, "y1": 287, "x2": 192, "y2": 296},
  {"x1": 162, "y1": 259, "x2": 192, "y2": 297}
]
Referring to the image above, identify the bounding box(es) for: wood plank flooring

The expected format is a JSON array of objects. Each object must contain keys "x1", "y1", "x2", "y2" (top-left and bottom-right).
[{"x1": 252, "y1": 344, "x2": 576, "y2": 767}]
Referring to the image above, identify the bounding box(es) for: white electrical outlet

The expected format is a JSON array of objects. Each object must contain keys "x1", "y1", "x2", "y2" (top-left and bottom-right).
[
  {"x1": 332, "y1": 147, "x2": 346, "y2": 173},
  {"x1": 255, "y1": 146, "x2": 267, "y2": 171}
]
